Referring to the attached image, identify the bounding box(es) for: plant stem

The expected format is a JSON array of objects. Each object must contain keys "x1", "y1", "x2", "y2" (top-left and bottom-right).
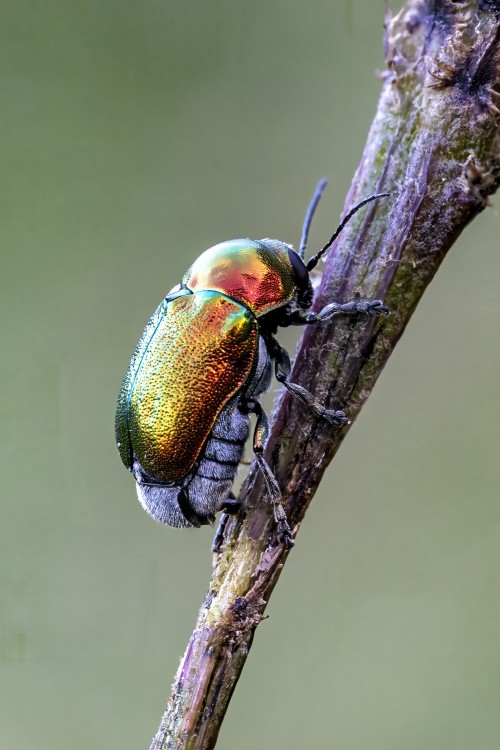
[{"x1": 150, "y1": 2, "x2": 500, "y2": 748}]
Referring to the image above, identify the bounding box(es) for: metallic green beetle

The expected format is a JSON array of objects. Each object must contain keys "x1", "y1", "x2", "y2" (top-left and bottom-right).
[{"x1": 116, "y1": 182, "x2": 388, "y2": 549}]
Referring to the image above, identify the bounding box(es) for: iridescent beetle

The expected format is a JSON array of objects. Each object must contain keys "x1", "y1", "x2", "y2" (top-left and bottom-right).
[{"x1": 115, "y1": 181, "x2": 388, "y2": 549}]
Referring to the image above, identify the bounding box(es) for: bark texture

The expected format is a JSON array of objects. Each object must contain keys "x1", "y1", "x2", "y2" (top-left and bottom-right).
[{"x1": 150, "y1": 2, "x2": 500, "y2": 748}]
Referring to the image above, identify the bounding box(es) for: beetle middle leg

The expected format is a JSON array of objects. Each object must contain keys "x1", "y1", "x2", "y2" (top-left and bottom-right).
[{"x1": 268, "y1": 338, "x2": 349, "y2": 426}]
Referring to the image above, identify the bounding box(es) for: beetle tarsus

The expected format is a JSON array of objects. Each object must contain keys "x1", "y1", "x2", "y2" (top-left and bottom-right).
[
  {"x1": 319, "y1": 408, "x2": 350, "y2": 426},
  {"x1": 283, "y1": 298, "x2": 388, "y2": 326},
  {"x1": 256, "y1": 454, "x2": 294, "y2": 549},
  {"x1": 363, "y1": 299, "x2": 389, "y2": 316},
  {"x1": 273, "y1": 501, "x2": 295, "y2": 549}
]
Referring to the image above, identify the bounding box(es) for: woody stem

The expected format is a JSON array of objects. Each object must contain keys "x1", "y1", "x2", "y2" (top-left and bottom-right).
[{"x1": 149, "y1": 3, "x2": 500, "y2": 748}]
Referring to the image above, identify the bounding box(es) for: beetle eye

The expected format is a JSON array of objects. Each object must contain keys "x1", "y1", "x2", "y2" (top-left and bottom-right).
[
  {"x1": 287, "y1": 248, "x2": 313, "y2": 308},
  {"x1": 287, "y1": 248, "x2": 308, "y2": 285}
]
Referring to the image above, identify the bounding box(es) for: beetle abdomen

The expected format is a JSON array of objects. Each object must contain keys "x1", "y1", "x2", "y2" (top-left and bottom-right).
[
  {"x1": 133, "y1": 461, "x2": 194, "y2": 528},
  {"x1": 116, "y1": 290, "x2": 258, "y2": 483}
]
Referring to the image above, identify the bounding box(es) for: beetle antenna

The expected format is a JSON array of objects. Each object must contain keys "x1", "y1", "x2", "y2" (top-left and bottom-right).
[
  {"x1": 306, "y1": 192, "x2": 389, "y2": 272},
  {"x1": 299, "y1": 178, "x2": 328, "y2": 260}
]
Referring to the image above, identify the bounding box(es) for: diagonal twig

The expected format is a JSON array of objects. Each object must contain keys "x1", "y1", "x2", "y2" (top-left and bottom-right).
[{"x1": 150, "y1": 2, "x2": 500, "y2": 748}]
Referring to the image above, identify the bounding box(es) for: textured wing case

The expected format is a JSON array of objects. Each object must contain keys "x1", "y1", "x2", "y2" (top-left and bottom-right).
[{"x1": 115, "y1": 290, "x2": 258, "y2": 482}]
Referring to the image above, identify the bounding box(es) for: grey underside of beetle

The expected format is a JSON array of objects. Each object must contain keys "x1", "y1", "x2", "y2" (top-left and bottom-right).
[{"x1": 133, "y1": 336, "x2": 272, "y2": 527}]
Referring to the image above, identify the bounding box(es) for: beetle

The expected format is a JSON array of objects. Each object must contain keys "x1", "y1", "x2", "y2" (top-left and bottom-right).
[{"x1": 115, "y1": 181, "x2": 388, "y2": 549}]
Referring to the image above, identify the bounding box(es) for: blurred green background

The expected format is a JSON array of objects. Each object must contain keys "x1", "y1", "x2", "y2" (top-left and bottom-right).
[{"x1": 2, "y1": 1, "x2": 500, "y2": 748}]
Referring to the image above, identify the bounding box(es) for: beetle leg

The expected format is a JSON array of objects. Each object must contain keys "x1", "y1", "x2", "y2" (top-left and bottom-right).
[
  {"x1": 315, "y1": 298, "x2": 388, "y2": 321},
  {"x1": 222, "y1": 496, "x2": 242, "y2": 514},
  {"x1": 246, "y1": 400, "x2": 294, "y2": 549},
  {"x1": 269, "y1": 339, "x2": 349, "y2": 426},
  {"x1": 212, "y1": 495, "x2": 242, "y2": 554},
  {"x1": 284, "y1": 298, "x2": 388, "y2": 325}
]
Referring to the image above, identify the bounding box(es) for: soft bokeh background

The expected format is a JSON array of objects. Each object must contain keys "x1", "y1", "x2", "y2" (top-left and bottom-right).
[{"x1": 2, "y1": 1, "x2": 500, "y2": 748}]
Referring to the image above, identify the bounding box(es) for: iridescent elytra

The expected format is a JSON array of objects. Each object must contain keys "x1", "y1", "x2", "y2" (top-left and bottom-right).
[{"x1": 115, "y1": 181, "x2": 388, "y2": 549}]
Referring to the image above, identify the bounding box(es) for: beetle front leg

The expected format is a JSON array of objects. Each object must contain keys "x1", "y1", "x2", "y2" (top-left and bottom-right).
[
  {"x1": 316, "y1": 298, "x2": 388, "y2": 322},
  {"x1": 285, "y1": 298, "x2": 388, "y2": 325},
  {"x1": 269, "y1": 339, "x2": 349, "y2": 426},
  {"x1": 246, "y1": 399, "x2": 294, "y2": 549}
]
